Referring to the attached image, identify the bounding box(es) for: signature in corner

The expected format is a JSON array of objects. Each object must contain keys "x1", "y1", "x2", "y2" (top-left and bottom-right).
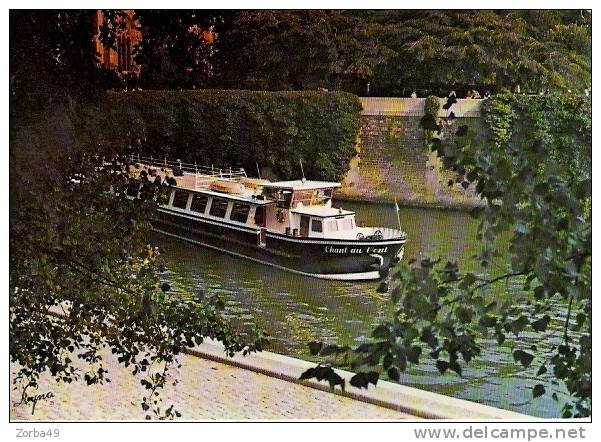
[{"x1": 13, "y1": 382, "x2": 55, "y2": 415}]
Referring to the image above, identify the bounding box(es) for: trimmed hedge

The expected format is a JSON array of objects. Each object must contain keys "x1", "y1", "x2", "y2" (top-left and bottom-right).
[{"x1": 93, "y1": 90, "x2": 362, "y2": 181}]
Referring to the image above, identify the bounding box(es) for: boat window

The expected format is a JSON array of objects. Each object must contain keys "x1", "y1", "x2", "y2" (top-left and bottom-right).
[
  {"x1": 190, "y1": 194, "x2": 209, "y2": 214},
  {"x1": 341, "y1": 218, "x2": 354, "y2": 230},
  {"x1": 326, "y1": 219, "x2": 338, "y2": 232},
  {"x1": 293, "y1": 190, "x2": 314, "y2": 206},
  {"x1": 254, "y1": 206, "x2": 265, "y2": 226},
  {"x1": 263, "y1": 188, "x2": 294, "y2": 208},
  {"x1": 230, "y1": 203, "x2": 250, "y2": 223},
  {"x1": 311, "y1": 219, "x2": 323, "y2": 232},
  {"x1": 276, "y1": 190, "x2": 293, "y2": 209},
  {"x1": 292, "y1": 188, "x2": 335, "y2": 206},
  {"x1": 315, "y1": 188, "x2": 333, "y2": 205},
  {"x1": 209, "y1": 198, "x2": 229, "y2": 218},
  {"x1": 172, "y1": 190, "x2": 190, "y2": 209}
]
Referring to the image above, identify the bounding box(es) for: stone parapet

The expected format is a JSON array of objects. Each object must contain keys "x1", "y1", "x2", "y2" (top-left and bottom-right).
[
  {"x1": 359, "y1": 97, "x2": 483, "y2": 117},
  {"x1": 187, "y1": 338, "x2": 532, "y2": 420}
]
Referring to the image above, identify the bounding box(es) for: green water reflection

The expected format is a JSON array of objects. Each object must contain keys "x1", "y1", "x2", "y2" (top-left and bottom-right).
[{"x1": 155, "y1": 201, "x2": 574, "y2": 418}]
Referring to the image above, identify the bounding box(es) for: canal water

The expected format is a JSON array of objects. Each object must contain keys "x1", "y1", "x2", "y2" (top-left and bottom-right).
[{"x1": 154, "y1": 201, "x2": 574, "y2": 418}]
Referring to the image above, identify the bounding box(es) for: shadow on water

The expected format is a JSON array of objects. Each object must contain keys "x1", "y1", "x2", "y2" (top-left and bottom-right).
[{"x1": 155, "y1": 201, "x2": 575, "y2": 418}]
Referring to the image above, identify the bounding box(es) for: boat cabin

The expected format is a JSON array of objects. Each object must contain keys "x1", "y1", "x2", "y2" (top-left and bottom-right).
[
  {"x1": 166, "y1": 187, "x2": 272, "y2": 228},
  {"x1": 261, "y1": 181, "x2": 358, "y2": 239},
  {"x1": 130, "y1": 159, "x2": 359, "y2": 240}
]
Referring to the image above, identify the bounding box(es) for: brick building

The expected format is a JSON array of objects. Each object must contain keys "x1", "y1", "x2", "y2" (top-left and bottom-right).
[
  {"x1": 93, "y1": 10, "x2": 141, "y2": 77},
  {"x1": 92, "y1": 10, "x2": 215, "y2": 81}
]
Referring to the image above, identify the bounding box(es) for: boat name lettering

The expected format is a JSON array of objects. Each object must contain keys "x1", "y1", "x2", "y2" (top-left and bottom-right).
[
  {"x1": 325, "y1": 246, "x2": 348, "y2": 254},
  {"x1": 366, "y1": 246, "x2": 388, "y2": 254},
  {"x1": 324, "y1": 246, "x2": 388, "y2": 254}
]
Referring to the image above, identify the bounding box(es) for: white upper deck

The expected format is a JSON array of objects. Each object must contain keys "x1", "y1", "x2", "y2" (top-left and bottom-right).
[
  {"x1": 262, "y1": 180, "x2": 341, "y2": 191},
  {"x1": 291, "y1": 205, "x2": 354, "y2": 218}
]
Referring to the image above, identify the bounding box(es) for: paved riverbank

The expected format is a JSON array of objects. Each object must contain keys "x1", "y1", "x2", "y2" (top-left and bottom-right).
[
  {"x1": 11, "y1": 333, "x2": 529, "y2": 421},
  {"x1": 10, "y1": 349, "x2": 410, "y2": 421}
]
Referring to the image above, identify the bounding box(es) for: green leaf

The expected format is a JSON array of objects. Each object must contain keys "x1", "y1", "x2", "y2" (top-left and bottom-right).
[
  {"x1": 390, "y1": 286, "x2": 402, "y2": 304},
  {"x1": 531, "y1": 315, "x2": 550, "y2": 332},
  {"x1": 533, "y1": 384, "x2": 545, "y2": 398},
  {"x1": 383, "y1": 353, "x2": 393, "y2": 370},
  {"x1": 534, "y1": 286, "x2": 546, "y2": 300},
  {"x1": 372, "y1": 325, "x2": 390, "y2": 339},
  {"x1": 436, "y1": 360, "x2": 449, "y2": 374},
  {"x1": 513, "y1": 349, "x2": 534, "y2": 368},
  {"x1": 406, "y1": 346, "x2": 422, "y2": 364},
  {"x1": 479, "y1": 315, "x2": 497, "y2": 328},
  {"x1": 509, "y1": 316, "x2": 529, "y2": 336},
  {"x1": 320, "y1": 345, "x2": 342, "y2": 357},
  {"x1": 456, "y1": 306, "x2": 473, "y2": 324},
  {"x1": 387, "y1": 366, "x2": 400, "y2": 382},
  {"x1": 458, "y1": 273, "x2": 476, "y2": 290},
  {"x1": 308, "y1": 341, "x2": 323, "y2": 356}
]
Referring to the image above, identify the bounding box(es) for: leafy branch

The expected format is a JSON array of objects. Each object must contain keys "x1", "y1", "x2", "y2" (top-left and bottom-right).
[{"x1": 301, "y1": 93, "x2": 591, "y2": 418}]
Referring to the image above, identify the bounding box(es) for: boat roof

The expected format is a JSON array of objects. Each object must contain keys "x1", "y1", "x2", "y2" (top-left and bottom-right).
[
  {"x1": 291, "y1": 205, "x2": 355, "y2": 218},
  {"x1": 174, "y1": 186, "x2": 275, "y2": 205},
  {"x1": 262, "y1": 180, "x2": 341, "y2": 191}
]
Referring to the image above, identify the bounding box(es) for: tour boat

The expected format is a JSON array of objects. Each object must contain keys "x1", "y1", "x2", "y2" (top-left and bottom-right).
[{"x1": 127, "y1": 156, "x2": 407, "y2": 281}]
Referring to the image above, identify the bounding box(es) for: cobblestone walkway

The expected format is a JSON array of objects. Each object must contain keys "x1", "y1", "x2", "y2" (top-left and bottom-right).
[{"x1": 10, "y1": 349, "x2": 412, "y2": 421}]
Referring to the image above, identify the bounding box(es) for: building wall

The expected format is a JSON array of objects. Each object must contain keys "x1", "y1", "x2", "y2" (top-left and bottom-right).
[
  {"x1": 93, "y1": 10, "x2": 141, "y2": 76},
  {"x1": 92, "y1": 11, "x2": 215, "y2": 80},
  {"x1": 339, "y1": 98, "x2": 487, "y2": 209}
]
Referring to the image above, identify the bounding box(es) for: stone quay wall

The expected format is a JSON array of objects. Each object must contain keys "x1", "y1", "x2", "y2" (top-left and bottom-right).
[{"x1": 338, "y1": 97, "x2": 487, "y2": 210}]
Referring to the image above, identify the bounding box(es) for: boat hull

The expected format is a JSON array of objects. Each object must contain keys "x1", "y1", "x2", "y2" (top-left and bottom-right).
[{"x1": 153, "y1": 208, "x2": 405, "y2": 281}]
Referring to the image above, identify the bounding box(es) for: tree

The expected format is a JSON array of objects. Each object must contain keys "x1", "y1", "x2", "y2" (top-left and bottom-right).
[
  {"x1": 10, "y1": 10, "x2": 104, "y2": 115},
  {"x1": 302, "y1": 92, "x2": 591, "y2": 418},
  {"x1": 134, "y1": 10, "x2": 223, "y2": 89},
  {"x1": 210, "y1": 10, "x2": 591, "y2": 96},
  {"x1": 212, "y1": 10, "x2": 386, "y2": 94},
  {"x1": 88, "y1": 10, "x2": 592, "y2": 96},
  {"x1": 10, "y1": 10, "x2": 262, "y2": 419},
  {"x1": 370, "y1": 10, "x2": 591, "y2": 95}
]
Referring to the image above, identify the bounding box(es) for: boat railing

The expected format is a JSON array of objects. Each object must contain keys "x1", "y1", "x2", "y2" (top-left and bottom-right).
[
  {"x1": 131, "y1": 154, "x2": 247, "y2": 190},
  {"x1": 355, "y1": 226, "x2": 407, "y2": 241},
  {"x1": 131, "y1": 154, "x2": 247, "y2": 180}
]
